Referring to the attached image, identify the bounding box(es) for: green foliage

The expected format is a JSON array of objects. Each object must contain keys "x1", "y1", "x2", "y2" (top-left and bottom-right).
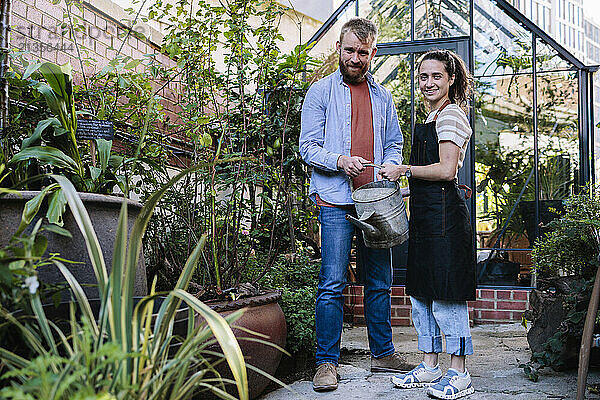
[
  {"x1": 279, "y1": 286, "x2": 317, "y2": 355},
  {"x1": 0, "y1": 218, "x2": 71, "y2": 315},
  {"x1": 243, "y1": 248, "x2": 319, "y2": 355},
  {"x1": 0, "y1": 169, "x2": 250, "y2": 400},
  {"x1": 1, "y1": 58, "x2": 141, "y2": 228},
  {"x1": 532, "y1": 189, "x2": 600, "y2": 278},
  {"x1": 521, "y1": 187, "x2": 600, "y2": 380},
  {"x1": 142, "y1": 0, "x2": 320, "y2": 292}
]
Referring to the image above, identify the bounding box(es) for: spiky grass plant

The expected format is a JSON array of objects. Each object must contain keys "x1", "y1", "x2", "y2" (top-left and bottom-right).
[{"x1": 0, "y1": 168, "x2": 249, "y2": 400}]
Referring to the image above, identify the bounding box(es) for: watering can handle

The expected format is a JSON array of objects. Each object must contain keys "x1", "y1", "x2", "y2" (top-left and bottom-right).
[{"x1": 361, "y1": 162, "x2": 384, "y2": 169}]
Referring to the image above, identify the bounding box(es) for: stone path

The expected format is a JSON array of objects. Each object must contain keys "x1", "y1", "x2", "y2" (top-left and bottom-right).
[{"x1": 260, "y1": 323, "x2": 600, "y2": 400}]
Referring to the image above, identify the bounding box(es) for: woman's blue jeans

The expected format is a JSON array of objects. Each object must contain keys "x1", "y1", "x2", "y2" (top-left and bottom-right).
[
  {"x1": 316, "y1": 206, "x2": 395, "y2": 366},
  {"x1": 410, "y1": 296, "x2": 473, "y2": 355}
]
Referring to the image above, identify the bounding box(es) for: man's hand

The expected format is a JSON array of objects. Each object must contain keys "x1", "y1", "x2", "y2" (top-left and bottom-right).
[{"x1": 337, "y1": 155, "x2": 369, "y2": 178}]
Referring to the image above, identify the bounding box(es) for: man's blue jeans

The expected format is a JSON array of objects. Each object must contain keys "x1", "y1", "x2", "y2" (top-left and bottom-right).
[{"x1": 316, "y1": 206, "x2": 395, "y2": 366}]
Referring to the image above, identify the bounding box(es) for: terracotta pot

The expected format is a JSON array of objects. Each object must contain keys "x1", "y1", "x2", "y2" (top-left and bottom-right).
[
  {"x1": 0, "y1": 191, "x2": 147, "y2": 298},
  {"x1": 205, "y1": 291, "x2": 287, "y2": 399}
]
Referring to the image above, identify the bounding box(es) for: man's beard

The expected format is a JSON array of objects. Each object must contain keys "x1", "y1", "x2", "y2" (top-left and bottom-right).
[{"x1": 339, "y1": 59, "x2": 369, "y2": 84}]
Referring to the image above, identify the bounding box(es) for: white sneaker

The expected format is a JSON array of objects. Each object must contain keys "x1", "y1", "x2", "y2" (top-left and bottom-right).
[
  {"x1": 426, "y1": 368, "x2": 475, "y2": 399},
  {"x1": 391, "y1": 362, "x2": 443, "y2": 388}
]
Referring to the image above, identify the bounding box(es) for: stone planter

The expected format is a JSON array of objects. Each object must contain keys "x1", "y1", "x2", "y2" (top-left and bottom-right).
[
  {"x1": 205, "y1": 291, "x2": 287, "y2": 399},
  {"x1": 0, "y1": 191, "x2": 147, "y2": 298},
  {"x1": 524, "y1": 276, "x2": 592, "y2": 370}
]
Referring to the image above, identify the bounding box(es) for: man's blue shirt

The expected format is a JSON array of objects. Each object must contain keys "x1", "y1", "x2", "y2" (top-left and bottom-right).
[{"x1": 299, "y1": 69, "x2": 403, "y2": 205}]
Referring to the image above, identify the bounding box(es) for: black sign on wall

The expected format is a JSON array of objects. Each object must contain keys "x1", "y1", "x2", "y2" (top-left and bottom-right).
[{"x1": 76, "y1": 119, "x2": 114, "y2": 141}]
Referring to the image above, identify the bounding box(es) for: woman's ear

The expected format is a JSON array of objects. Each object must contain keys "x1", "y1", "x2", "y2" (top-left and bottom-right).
[{"x1": 449, "y1": 74, "x2": 456, "y2": 87}]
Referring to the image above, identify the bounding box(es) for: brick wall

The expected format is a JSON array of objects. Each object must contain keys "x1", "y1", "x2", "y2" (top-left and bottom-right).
[
  {"x1": 343, "y1": 285, "x2": 530, "y2": 326},
  {"x1": 9, "y1": 0, "x2": 185, "y2": 154},
  {"x1": 10, "y1": 0, "x2": 170, "y2": 72}
]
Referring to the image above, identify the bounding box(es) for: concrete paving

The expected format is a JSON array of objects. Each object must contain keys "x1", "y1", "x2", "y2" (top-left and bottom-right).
[{"x1": 260, "y1": 323, "x2": 600, "y2": 400}]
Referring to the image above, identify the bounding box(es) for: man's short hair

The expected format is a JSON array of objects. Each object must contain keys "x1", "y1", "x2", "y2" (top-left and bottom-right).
[{"x1": 339, "y1": 18, "x2": 378, "y2": 46}]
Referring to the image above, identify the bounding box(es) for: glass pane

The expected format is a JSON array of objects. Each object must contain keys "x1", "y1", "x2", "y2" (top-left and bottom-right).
[
  {"x1": 536, "y1": 38, "x2": 574, "y2": 72},
  {"x1": 474, "y1": 74, "x2": 535, "y2": 286},
  {"x1": 307, "y1": 2, "x2": 358, "y2": 60},
  {"x1": 359, "y1": 0, "x2": 411, "y2": 42},
  {"x1": 536, "y1": 71, "x2": 579, "y2": 202},
  {"x1": 474, "y1": 0, "x2": 532, "y2": 77},
  {"x1": 414, "y1": 0, "x2": 469, "y2": 39},
  {"x1": 371, "y1": 54, "x2": 414, "y2": 160}
]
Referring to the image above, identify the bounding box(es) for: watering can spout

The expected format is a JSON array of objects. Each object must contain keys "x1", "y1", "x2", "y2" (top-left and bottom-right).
[{"x1": 345, "y1": 213, "x2": 380, "y2": 236}]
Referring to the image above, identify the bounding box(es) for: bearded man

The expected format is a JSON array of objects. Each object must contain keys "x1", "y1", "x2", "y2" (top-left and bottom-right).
[{"x1": 299, "y1": 17, "x2": 412, "y2": 392}]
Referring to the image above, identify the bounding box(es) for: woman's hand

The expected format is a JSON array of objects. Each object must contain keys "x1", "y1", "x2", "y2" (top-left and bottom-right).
[{"x1": 378, "y1": 164, "x2": 409, "y2": 182}]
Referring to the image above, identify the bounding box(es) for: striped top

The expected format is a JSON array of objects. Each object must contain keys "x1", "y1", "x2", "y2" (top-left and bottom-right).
[{"x1": 425, "y1": 103, "x2": 472, "y2": 169}]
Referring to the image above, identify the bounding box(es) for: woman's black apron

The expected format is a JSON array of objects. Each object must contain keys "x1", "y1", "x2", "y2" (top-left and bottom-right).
[{"x1": 406, "y1": 105, "x2": 476, "y2": 301}]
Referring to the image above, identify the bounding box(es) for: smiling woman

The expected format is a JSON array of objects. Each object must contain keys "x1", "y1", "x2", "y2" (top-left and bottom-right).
[{"x1": 380, "y1": 49, "x2": 477, "y2": 400}]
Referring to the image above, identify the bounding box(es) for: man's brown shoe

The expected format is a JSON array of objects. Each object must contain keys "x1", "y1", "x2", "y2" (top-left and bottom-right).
[
  {"x1": 312, "y1": 362, "x2": 339, "y2": 392},
  {"x1": 371, "y1": 352, "x2": 416, "y2": 373}
]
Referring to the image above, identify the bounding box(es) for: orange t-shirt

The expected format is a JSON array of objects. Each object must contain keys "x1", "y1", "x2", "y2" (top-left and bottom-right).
[
  {"x1": 349, "y1": 79, "x2": 374, "y2": 189},
  {"x1": 315, "y1": 80, "x2": 374, "y2": 208}
]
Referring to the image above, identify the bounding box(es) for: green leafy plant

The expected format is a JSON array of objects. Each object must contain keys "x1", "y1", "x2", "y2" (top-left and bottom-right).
[
  {"x1": 0, "y1": 168, "x2": 249, "y2": 399},
  {"x1": 142, "y1": 0, "x2": 319, "y2": 295},
  {"x1": 243, "y1": 247, "x2": 319, "y2": 355},
  {"x1": 521, "y1": 187, "x2": 600, "y2": 381},
  {"x1": 2, "y1": 61, "x2": 128, "y2": 224},
  {"x1": 532, "y1": 190, "x2": 600, "y2": 278},
  {"x1": 0, "y1": 218, "x2": 71, "y2": 316},
  {"x1": 2, "y1": 55, "x2": 166, "y2": 228}
]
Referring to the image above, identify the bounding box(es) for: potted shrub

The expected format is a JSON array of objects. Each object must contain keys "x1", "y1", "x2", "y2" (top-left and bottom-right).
[
  {"x1": 521, "y1": 187, "x2": 600, "y2": 381},
  {"x1": 0, "y1": 170, "x2": 250, "y2": 399},
  {"x1": 137, "y1": 0, "x2": 321, "y2": 397}
]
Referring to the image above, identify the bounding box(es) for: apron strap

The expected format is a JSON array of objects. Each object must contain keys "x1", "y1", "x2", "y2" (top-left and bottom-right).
[
  {"x1": 458, "y1": 184, "x2": 472, "y2": 199},
  {"x1": 433, "y1": 100, "x2": 451, "y2": 121}
]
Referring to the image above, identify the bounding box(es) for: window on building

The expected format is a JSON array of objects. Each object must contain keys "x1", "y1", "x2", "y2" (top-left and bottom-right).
[
  {"x1": 530, "y1": 0, "x2": 533, "y2": 19},
  {"x1": 543, "y1": 6, "x2": 547, "y2": 31},
  {"x1": 569, "y1": 26, "x2": 572, "y2": 48},
  {"x1": 559, "y1": 22, "x2": 563, "y2": 42}
]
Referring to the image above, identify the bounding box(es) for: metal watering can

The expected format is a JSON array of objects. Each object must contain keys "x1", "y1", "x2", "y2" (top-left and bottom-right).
[{"x1": 345, "y1": 180, "x2": 409, "y2": 248}]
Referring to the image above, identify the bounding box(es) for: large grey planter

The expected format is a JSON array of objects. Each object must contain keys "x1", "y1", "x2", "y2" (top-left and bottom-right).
[{"x1": 0, "y1": 191, "x2": 148, "y2": 298}]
